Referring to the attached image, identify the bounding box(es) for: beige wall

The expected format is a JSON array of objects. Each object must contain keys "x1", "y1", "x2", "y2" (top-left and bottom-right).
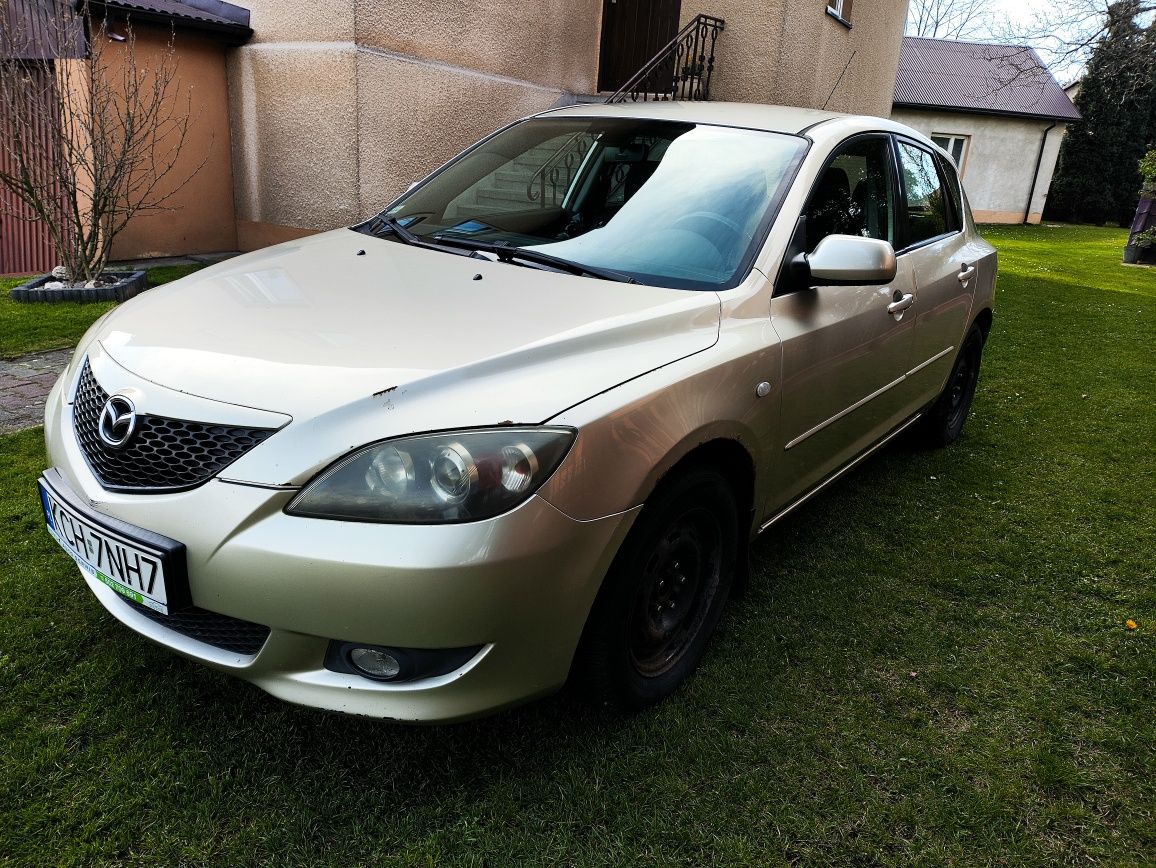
[
  {"x1": 357, "y1": 0, "x2": 601, "y2": 94},
  {"x1": 109, "y1": 25, "x2": 238, "y2": 259},
  {"x1": 230, "y1": 0, "x2": 587, "y2": 248},
  {"x1": 355, "y1": 49, "x2": 573, "y2": 217},
  {"x1": 891, "y1": 108, "x2": 1067, "y2": 224},
  {"x1": 228, "y1": 42, "x2": 360, "y2": 239},
  {"x1": 230, "y1": 0, "x2": 909, "y2": 249},
  {"x1": 685, "y1": 0, "x2": 908, "y2": 117}
]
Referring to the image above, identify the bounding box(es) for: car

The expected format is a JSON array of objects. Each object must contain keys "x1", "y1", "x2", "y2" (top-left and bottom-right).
[{"x1": 39, "y1": 101, "x2": 996, "y2": 722}]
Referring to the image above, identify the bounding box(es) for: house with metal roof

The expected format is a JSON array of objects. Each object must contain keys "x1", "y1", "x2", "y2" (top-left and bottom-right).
[{"x1": 891, "y1": 36, "x2": 1081, "y2": 224}]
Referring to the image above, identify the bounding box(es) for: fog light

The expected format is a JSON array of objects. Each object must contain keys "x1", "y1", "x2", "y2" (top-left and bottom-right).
[
  {"x1": 349, "y1": 647, "x2": 402, "y2": 680},
  {"x1": 326, "y1": 641, "x2": 484, "y2": 683}
]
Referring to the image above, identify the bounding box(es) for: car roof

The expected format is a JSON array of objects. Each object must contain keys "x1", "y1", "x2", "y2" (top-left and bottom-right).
[
  {"x1": 535, "y1": 100, "x2": 942, "y2": 156},
  {"x1": 537, "y1": 101, "x2": 853, "y2": 135}
]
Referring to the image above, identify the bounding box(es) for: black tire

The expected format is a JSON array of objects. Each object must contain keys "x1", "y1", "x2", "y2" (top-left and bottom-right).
[
  {"x1": 921, "y1": 324, "x2": 985, "y2": 447},
  {"x1": 573, "y1": 467, "x2": 739, "y2": 711}
]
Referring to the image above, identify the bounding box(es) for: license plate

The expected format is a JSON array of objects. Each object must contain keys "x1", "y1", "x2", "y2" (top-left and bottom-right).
[{"x1": 38, "y1": 472, "x2": 189, "y2": 615}]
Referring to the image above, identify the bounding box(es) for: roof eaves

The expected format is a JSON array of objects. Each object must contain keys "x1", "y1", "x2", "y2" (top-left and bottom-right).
[
  {"x1": 902, "y1": 34, "x2": 1033, "y2": 52},
  {"x1": 90, "y1": 0, "x2": 252, "y2": 45},
  {"x1": 892, "y1": 101, "x2": 1082, "y2": 123}
]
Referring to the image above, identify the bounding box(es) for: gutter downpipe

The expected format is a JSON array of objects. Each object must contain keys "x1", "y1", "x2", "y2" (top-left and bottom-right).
[{"x1": 1024, "y1": 121, "x2": 1058, "y2": 224}]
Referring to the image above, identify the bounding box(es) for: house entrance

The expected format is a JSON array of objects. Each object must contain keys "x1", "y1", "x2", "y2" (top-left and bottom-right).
[{"x1": 597, "y1": 0, "x2": 681, "y2": 93}]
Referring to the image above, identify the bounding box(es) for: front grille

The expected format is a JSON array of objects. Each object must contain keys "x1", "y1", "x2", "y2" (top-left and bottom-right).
[
  {"x1": 73, "y1": 359, "x2": 276, "y2": 493},
  {"x1": 121, "y1": 596, "x2": 271, "y2": 655}
]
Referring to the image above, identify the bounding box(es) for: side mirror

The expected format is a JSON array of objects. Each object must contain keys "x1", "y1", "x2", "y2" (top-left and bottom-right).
[{"x1": 804, "y1": 235, "x2": 897, "y2": 286}]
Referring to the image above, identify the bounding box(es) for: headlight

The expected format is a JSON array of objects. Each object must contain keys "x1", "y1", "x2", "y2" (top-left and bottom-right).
[{"x1": 285, "y1": 427, "x2": 575, "y2": 523}]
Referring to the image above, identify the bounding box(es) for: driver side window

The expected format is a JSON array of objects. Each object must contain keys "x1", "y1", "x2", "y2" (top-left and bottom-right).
[{"x1": 805, "y1": 137, "x2": 896, "y2": 253}]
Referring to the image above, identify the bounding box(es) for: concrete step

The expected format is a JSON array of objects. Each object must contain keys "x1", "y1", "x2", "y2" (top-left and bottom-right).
[
  {"x1": 492, "y1": 169, "x2": 540, "y2": 188},
  {"x1": 475, "y1": 188, "x2": 540, "y2": 207},
  {"x1": 471, "y1": 137, "x2": 592, "y2": 208}
]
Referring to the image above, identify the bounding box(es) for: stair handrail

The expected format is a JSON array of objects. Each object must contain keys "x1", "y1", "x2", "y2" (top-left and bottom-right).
[
  {"x1": 525, "y1": 131, "x2": 599, "y2": 204},
  {"x1": 607, "y1": 13, "x2": 726, "y2": 104}
]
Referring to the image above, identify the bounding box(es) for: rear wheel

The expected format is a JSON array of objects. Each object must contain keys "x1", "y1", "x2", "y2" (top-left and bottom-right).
[
  {"x1": 573, "y1": 467, "x2": 738, "y2": 711},
  {"x1": 920, "y1": 324, "x2": 985, "y2": 447}
]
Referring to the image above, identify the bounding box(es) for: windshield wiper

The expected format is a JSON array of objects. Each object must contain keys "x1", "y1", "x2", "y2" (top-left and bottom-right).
[
  {"x1": 431, "y1": 234, "x2": 638, "y2": 284},
  {"x1": 364, "y1": 214, "x2": 423, "y2": 246},
  {"x1": 358, "y1": 215, "x2": 486, "y2": 260}
]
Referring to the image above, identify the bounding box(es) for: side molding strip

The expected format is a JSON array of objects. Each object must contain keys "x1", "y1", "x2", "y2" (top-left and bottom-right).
[
  {"x1": 759, "y1": 412, "x2": 924, "y2": 535},
  {"x1": 906, "y1": 345, "x2": 956, "y2": 378},
  {"x1": 784, "y1": 374, "x2": 907, "y2": 451},
  {"x1": 784, "y1": 346, "x2": 955, "y2": 451}
]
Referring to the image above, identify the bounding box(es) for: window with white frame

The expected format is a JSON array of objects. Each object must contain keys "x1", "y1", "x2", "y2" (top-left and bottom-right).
[
  {"x1": 931, "y1": 134, "x2": 970, "y2": 173},
  {"x1": 826, "y1": 0, "x2": 853, "y2": 23}
]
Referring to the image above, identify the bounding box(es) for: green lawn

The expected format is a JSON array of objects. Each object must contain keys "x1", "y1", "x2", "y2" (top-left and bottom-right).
[
  {"x1": 0, "y1": 265, "x2": 203, "y2": 359},
  {"x1": 0, "y1": 226, "x2": 1152, "y2": 865}
]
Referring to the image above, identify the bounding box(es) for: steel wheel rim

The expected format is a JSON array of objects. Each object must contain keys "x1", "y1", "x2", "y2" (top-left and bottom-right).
[{"x1": 628, "y1": 507, "x2": 722, "y2": 678}]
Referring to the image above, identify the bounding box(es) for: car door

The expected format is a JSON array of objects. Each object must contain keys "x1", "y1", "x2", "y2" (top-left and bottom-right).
[
  {"x1": 768, "y1": 134, "x2": 925, "y2": 510},
  {"x1": 893, "y1": 138, "x2": 982, "y2": 404}
]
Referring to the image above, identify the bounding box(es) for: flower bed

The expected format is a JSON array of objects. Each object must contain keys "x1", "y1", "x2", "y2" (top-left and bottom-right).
[{"x1": 9, "y1": 270, "x2": 148, "y2": 303}]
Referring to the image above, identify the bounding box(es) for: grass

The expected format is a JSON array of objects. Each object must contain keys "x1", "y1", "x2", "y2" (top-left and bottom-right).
[
  {"x1": 0, "y1": 225, "x2": 1153, "y2": 865},
  {"x1": 0, "y1": 264, "x2": 204, "y2": 359}
]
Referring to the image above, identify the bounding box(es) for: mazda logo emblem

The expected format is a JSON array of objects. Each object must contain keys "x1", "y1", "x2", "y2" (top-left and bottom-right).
[{"x1": 98, "y1": 395, "x2": 137, "y2": 449}]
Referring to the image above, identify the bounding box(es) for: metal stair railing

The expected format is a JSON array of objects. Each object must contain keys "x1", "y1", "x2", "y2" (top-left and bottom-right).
[
  {"x1": 525, "y1": 132, "x2": 599, "y2": 205},
  {"x1": 607, "y1": 13, "x2": 725, "y2": 104}
]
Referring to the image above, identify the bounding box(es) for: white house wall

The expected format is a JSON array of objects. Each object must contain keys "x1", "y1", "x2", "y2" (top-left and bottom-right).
[{"x1": 891, "y1": 108, "x2": 1068, "y2": 224}]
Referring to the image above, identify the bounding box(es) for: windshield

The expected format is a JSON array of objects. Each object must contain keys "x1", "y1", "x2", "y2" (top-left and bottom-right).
[{"x1": 368, "y1": 117, "x2": 809, "y2": 290}]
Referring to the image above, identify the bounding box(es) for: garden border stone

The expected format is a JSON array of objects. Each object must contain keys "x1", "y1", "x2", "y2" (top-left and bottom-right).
[{"x1": 9, "y1": 270, "x2": 147, "y2": 303}]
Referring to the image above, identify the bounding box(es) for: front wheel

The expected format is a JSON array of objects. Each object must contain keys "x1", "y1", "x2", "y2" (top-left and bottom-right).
[
  {"x1": 920, "y1": 324, "x2": 985, "y2": 447},
  {"x1": 573, "y1": 467, "x2": 739, "y2": 711}
]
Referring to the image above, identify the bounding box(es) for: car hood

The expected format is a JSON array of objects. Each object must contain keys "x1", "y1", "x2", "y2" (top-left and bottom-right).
[{"x1": 95, "y1": 229, "x2": 720, "y2": 429}]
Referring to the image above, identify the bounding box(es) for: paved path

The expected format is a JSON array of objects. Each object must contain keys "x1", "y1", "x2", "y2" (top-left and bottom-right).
[
  {"x1": 0, "y1": 349, "x2": 71, "y2": 434},
  {"x1": 1, "y1": 252, "x2": 240, "y2": 436}
]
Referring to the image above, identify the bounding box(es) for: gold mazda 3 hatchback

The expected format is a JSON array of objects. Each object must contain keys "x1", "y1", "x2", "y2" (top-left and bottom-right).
[{"x1": 39, "y1": 102, "x2": 996, "y2": 721}]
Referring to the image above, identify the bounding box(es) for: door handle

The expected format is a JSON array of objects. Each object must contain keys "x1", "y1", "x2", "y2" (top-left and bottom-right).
[
  {"x1": 958, "y1": 263, "x2": 977, "y2": 284},
  {"x1": 888, "y1": 292, "x2": 914, "y2": 316}
]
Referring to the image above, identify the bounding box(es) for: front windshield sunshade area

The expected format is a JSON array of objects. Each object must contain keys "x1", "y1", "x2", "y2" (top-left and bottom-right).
[{"x1": 377, "y1": 118, "x2": 808, "y2": 290}]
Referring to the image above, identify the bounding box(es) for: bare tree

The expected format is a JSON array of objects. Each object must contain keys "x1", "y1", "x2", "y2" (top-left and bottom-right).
[
  {"x1": 904, "y1": 0, "x2": 1065, "y2": 103},
  {"x1": 0, "y1": 1, "x2": 202, "y2": 284},
  {"x1": 906, "y1": 0, "x2": 996, "y2": 40},
  {"x1": 998, "y1": 0, "x2": 1155, "y2": 82},
  {"x1": 908, "y1": 0, "x2": 1154, "y2": 98}
]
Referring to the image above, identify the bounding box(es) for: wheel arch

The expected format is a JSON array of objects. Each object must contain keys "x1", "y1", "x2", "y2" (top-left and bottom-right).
[
  {"x1": 972, "y1": 306, "x2": 994, "y2": 343},
  {"x1": 568, "y1": 437, "x2": 754, "y2": 703},
  {"x1": 651, "y1": 438, "x2": 757, "y2": 591},
  {"x1": 652, "y1": 438, "x2": 756, "y2": 537}
]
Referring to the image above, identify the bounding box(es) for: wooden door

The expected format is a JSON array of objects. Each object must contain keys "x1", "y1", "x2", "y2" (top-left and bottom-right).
[{"x1": 597, "y1": 0, "x2": 681, "y2": 93}]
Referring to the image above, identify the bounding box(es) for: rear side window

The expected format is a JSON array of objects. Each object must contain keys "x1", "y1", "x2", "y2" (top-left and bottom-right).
[
  {"x1": 897, "y1": 141, "x2": 952, "y2": 247},
  {"x1": 937, "y1": 153, "x2": 965, "y2": 232}
]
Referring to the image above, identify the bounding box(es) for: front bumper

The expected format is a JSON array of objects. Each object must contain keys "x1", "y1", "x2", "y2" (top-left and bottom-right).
[{"x1": 43, "y1": 376, "x2": 638, "y2": 722}]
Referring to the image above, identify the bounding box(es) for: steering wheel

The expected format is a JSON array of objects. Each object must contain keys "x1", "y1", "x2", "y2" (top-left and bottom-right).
[{"x1": 670, "y1": 211, "x2": 745, "y2": 259}]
